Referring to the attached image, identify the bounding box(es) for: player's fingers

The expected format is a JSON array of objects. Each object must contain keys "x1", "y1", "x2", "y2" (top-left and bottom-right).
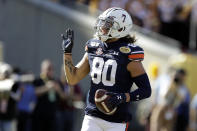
[
  {"x1": 66, "y1": 28, "x2": 69, "y2": 38},
  {"x1": 105, "y1": 99, "x2": 115, "y2": 109},
  {"x1": 66, "y1": 28, "x2": 71, "y2": 37},
  {"x1": 66, "y1": 28, "x2": 74, "y2": 40},
  {"x1": 71, "y1": 30, "x2": 74, "y2": 40}
]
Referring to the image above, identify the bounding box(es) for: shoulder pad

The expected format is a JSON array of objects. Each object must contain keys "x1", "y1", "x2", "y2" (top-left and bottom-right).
[
  {"x1": 128, "y1": 44, "x2": 144, "y2": 61},
  {"x1": 85, "y1": 38, "x2": 103, "y2": 52}
]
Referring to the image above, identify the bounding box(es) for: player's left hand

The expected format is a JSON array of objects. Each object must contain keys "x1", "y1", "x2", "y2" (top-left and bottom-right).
[{"x1": 105, "y1": 92, "x2": 127, "y2": 109}]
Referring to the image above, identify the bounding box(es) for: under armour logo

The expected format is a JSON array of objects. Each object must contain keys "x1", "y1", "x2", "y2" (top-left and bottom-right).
[
  {"x1": 64, "y1": 39, "x2": 71, "y2": 47},
  {"x1": 117, "y1": 96, "x2": 122, "y2": 100},
  {"x1": 136, "y1": 95, "x2": 140, "y2": 101}
]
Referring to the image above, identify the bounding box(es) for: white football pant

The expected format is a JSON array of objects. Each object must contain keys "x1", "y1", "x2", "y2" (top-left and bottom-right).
[{"x1": 81, "y1": 115, "x2": 129, "y2": 131}]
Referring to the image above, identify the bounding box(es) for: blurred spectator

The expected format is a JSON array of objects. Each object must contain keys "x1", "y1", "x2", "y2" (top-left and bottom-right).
[
  {"x1": 170, "y1": 69, "x2": 190, "y2": 131},
  {"x1": 157, "y1": 0, "x2": 177, "y2": 38},
  {"x1": 97, "y1": 0, "x2": 111, "y2": 12},
  {"x1": 125, "y1": 0, "x2": 160, "y2": 32},
  {"x1": 110, "y1": 0, "x2": 128, "y2": 9},
  {"x1": 192, "y1": 2, "x2": 197, "y2": 23},
  {"x1": 189, "y1": 94, "x2": 197, "y2": 131},
  {"x1": 150, "y1": 67, "x2": 176, "y2": 131},
  {"x1": 16, "y1": 71, "x2": 36, "y2": 131},
  {"x1": 0, "y1": 63, "x2": 20, "y2": 131},
  {"x1": 32, "y1": 59, "x2": 64, "y2": 131},
  {"x1": 56, "y1": 66, "x2": 83, "y2": 131},
  {"x1": 58, "y1": 0, "x2": 79, "y2": 4},
  {"x1": 126, "y1": 0, "x2": 147, "y2": 27},
  {"x1": 150, "y1": 68, "x2": 190, "y2": 131},
  {"x1": 172, "y1": 5, "x2": 191, "y2": 49},
  {"x1": 89, "y1": 0, "x2": 100, "y2": 14},
  {"x1": 17, "y1": 83, "x2": 36, "y2": 131},
  {"x1": 77, "y1": 0, "x2": 90, "y2": 5},
  {"x1": 190, "y1": 1, "x2": 197, "y2": 50},
  {"x1": 143, "y1": 1, "x2": 160, "y2": 32}
]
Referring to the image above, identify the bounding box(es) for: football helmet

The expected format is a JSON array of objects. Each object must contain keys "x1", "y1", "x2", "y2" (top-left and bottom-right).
[{"x1": 94, "y1": 7, "x2": 133, "y2": 42}]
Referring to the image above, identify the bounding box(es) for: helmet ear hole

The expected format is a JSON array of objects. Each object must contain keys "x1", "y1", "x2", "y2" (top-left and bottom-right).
[
  {"x1": 118, "y1": 28, "x2": 123, "y2": 32},
  {"x1": 118, "y1": 27, "x2": 126, "y2": 32}
]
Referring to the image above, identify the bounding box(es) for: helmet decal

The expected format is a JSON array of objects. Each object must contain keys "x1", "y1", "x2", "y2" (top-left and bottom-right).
[{"x1": 122, "y1": 14, "x2": 126, "y2": 23}]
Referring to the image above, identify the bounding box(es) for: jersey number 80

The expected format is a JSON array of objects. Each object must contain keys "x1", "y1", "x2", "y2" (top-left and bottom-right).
[{"x1": 91, "y1": 57, "x2": 117, "y2": 86}]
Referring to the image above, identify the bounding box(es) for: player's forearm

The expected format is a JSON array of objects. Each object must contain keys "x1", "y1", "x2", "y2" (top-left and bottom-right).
[
  {"x1": 129, "y1": 73, "x2": 151, "y2": 101},
  {"x1": 63, "y1": 54, "x2": 78, "y2": 85}
]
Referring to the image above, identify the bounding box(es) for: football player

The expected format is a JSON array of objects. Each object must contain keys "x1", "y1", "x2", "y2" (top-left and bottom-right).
[{"x1": 62, "y1": 7, "x2": 151, "y2": 131}]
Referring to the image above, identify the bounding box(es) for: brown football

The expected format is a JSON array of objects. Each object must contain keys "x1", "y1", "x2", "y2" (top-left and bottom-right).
[{"x1": 95, "y1": 89, "x2": 117, "y2": 115}]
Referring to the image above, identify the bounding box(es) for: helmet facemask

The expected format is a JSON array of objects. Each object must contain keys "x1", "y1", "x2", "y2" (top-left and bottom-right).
[{"x1": 94, "y1": 16, "x2": 120, "y2": 42}]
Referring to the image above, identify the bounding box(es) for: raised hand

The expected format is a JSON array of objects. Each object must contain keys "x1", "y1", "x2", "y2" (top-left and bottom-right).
[{"x1": 61, "y1": 28, "x2": 74, "y2": 54}]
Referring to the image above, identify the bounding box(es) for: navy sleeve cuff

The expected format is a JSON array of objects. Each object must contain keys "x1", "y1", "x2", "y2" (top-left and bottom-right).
[{"x1": 129, "y1": 73, "x2": 151, "y2": 101}]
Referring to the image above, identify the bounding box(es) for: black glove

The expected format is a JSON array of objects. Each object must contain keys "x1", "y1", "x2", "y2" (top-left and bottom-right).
[
  {"x1": 105, "y1": 92, "x2": 127, "y2": 109},
  {"x1": 61, "y1": 28, "x2": 74, "y2": 54}
]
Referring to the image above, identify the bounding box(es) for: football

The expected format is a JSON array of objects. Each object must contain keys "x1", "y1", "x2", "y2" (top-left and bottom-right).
[{"x1": 95, "y1": 89, "x2": 117, "y2": 115}]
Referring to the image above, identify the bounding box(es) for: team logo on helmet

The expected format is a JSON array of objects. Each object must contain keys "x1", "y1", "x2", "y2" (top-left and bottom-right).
[
  {"x1": 96, "y1": 47, "x2": 103, "y2": 55},
  {"x1": 119, "y1": 46, "x2": 131, "y2": 54}
]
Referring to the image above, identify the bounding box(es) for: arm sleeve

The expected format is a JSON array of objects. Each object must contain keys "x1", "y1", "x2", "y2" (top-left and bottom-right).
[{"x1": 129, "y1": 73, "x2": 152, "y2": 101}]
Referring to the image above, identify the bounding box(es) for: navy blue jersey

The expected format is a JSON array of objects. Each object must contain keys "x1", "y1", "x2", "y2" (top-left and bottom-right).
[{"x1": 85, "y1": 38, "x2": 144, "y2": 123}]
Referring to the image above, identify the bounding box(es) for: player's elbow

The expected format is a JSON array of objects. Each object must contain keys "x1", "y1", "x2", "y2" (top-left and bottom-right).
[
  {"x1": 145, "y1": 85, "x2": 152, "y2": 98},
  {"x1": 66, "y1": 77, "x2": 78, "y2": 86}
]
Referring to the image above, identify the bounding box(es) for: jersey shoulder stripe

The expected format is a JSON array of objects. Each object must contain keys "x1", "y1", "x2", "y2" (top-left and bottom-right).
[
  {"x1": 128, "y1": 54, "x2": 144, "y2": 59},
  {"x1": 127, "y1": 43, "x2": 144, "y2": 61}
]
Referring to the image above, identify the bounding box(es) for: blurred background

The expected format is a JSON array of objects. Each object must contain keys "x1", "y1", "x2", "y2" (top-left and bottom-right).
[{"x1": 0, "y1": 0, "x2": 197, "y2": 131}]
